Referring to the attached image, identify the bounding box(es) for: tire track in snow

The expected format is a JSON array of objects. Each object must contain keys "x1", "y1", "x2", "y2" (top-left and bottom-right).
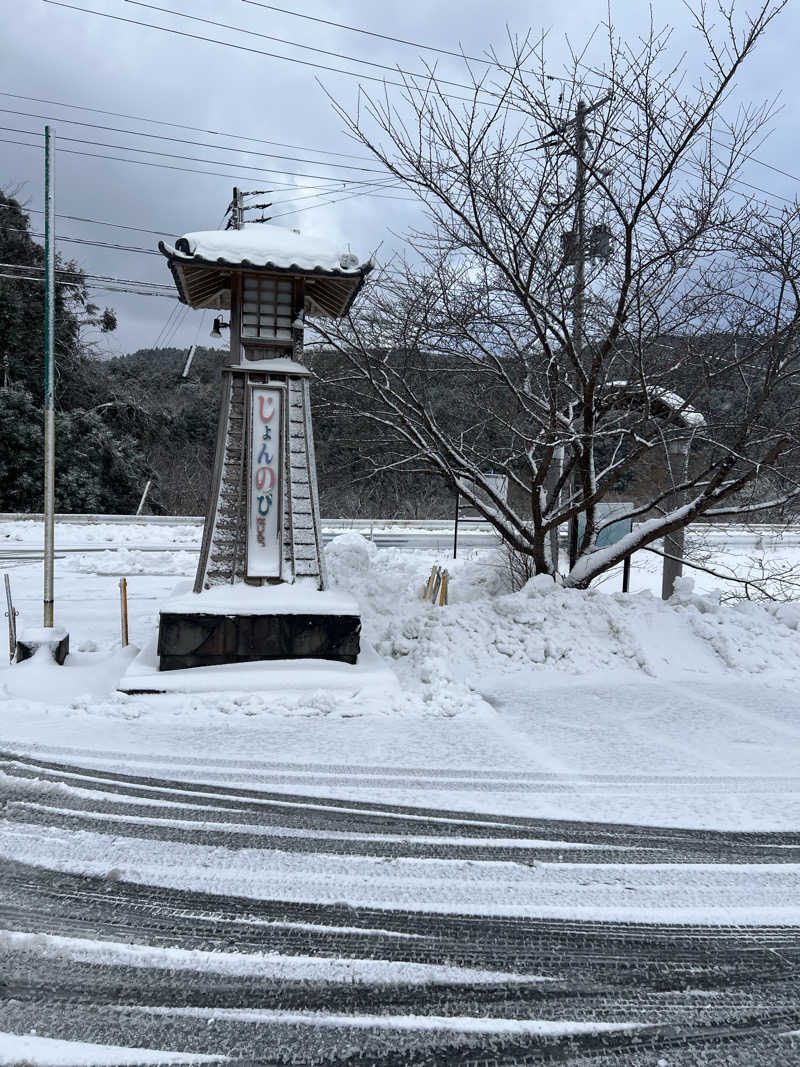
[{"x1": 2, "y1": 753, "x2": 800, "y2": 1064}]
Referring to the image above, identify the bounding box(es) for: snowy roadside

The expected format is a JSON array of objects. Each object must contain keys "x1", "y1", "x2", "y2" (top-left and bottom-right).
[{"x1": 0, "y1": 532, "x2": 799, "y2": 833}]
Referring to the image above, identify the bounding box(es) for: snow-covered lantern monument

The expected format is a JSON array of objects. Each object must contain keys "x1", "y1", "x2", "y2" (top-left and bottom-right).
[{"x1": 140, "y1": 213, "x2": 371, "y2": 675}]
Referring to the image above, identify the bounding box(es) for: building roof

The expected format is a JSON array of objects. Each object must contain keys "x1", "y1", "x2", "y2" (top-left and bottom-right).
[{"x1": 159, "y1": 224, "x2": 373, "y2": 317}]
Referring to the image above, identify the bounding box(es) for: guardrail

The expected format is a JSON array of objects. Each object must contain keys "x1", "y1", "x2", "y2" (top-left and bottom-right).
[{"x1": 0, "y1": 515, "x2": 798, "y2": 544}]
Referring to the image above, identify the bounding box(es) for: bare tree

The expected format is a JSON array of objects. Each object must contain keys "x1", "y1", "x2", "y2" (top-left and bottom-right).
[{"x1": 309, "y1": 1, "x2": 800, "y2": 588}]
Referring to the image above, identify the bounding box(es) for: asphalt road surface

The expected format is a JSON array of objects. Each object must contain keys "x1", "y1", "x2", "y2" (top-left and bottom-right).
[{"x1": 2, "y1": 749, "x2": 800, "y2": 1065}]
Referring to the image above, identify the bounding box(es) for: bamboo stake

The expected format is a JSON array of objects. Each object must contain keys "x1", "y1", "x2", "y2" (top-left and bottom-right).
[
  {"x1": 423, "y1": 565, "x2": 438, "y2": 601},
  {"x1": 430, "y1": 568, "x2": 442, "y2": 605},
  {"x1": 119, "y1": 577, "x2": 129, "y2": 647},
  {"x1": 438, "y1": 569, "x2": 449, "y2": 606}
]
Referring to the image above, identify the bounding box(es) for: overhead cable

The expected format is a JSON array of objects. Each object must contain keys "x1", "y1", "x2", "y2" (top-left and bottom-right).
[
  {"x1": 0, "y1": 124, "x2": 394, "y2": 186},
  {"x1": 0, "y1": 202, "x2": 177, "y2": 238},
  {"x1": 0, "y1": 272, "x2": 176, "y2": 297},
  {"x1": 128, "y1": 1, "x2": 505, "y2": 99},
  {"x1": 237, "y1": 0, "x2": 570, "y2": 81},
  {"x1": 7, "y1": 225, "x2": 162, "y2": 257},
  {"x1": 0, "y1": 107, "x2": 390, "y2": 174},
  {"x1": 0, "y1": 261, "x2": 174, "y2": 288},
  {"x1": 0, "y1": 135, "x2": 383, "y2": 188},
  {"x1": 0, "y1": 90, "x2": 373, "y2": 162},
  {"x1": 43, "y1": 1, "x2": 494, "y2": 106}
]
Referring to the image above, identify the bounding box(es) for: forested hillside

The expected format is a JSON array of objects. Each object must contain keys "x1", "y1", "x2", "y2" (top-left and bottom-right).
[
  {"x1": 92, "y1": 346, "x2": 457, "y2": 517},
  {"x1": 0, "y1": 191, "x2": 148, "y2": 513},
  {"x1": 1, "y1": 190, "x2": 789, "y2": 521}
]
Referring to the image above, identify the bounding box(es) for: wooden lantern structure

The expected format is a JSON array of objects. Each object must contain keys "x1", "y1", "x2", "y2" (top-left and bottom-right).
[{"x1": 153, "y1": 220, "x2": 372, "y2": 671}]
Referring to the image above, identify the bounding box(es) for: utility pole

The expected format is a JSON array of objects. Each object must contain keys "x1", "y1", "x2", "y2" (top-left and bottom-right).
[
  {"x1": 568, "y1": 100, "x2": 587, "y2": 571},
  {"x1": 230, "y1": 186, "x2": 244, "y2": 231},
  {"x1": 536, "y1": 96, "x2": 611, "y2": 572},
  {"x1": 226, "y1": 187, "x2": 272, "y2": 230},
  {"x1": 43, "y1": 125, "x2": 56, "y2": 629},
  {"x1": 572, "y1": 100, "x2": 587, "y2": 362}
]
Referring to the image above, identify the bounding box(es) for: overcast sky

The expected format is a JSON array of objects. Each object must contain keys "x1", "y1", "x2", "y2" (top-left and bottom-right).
[{"x1": 3, "y1": 0, "x2": 799, "y2": 357}]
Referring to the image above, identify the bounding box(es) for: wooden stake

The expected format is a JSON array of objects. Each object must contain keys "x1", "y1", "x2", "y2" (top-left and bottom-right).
[
  {"x1": 438, "y1": 569, "x2": 449, "y2": 606},
  {"x1": 119, "y1": 577, "x2": 129, "y2": 647}
]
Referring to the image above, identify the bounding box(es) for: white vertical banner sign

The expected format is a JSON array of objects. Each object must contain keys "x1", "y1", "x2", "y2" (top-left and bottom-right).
[{"x1": 247, "y1": 385, "x2": 282, "y2": 577}]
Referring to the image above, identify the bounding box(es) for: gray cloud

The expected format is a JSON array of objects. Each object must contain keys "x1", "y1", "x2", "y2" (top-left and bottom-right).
[{"x1": 3, "y1": 0, "x2": 798, "y2": 356}]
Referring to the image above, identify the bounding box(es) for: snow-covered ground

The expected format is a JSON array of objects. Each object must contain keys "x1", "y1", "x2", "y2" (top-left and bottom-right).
[
  {"x1": 0, "y1": 524, "x2": 799, "y2": 896},
  {"x1": 1, "y1": 524, "x2": 800, "y2": 834},
  {"x1": 2, "y1": 521, "x2": 800, "y2": 1062}
]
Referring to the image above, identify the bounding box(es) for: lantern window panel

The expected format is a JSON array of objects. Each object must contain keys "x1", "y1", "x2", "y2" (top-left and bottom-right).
[{"x1": 238, "y1": 275, "x2": 299, "y2": 348}]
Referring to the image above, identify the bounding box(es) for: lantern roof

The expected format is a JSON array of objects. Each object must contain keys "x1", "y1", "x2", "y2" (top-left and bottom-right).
[{"x1": 159, "y1": 224, "x2": 373, "y2": 317}]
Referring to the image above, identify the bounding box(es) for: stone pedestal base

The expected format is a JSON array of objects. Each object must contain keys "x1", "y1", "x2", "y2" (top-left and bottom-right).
[
  {"x1": 157, "y1": 611, "x2": 360, "y2": 671},
  {"x1": 16, "y1": 627, "x2": 70, "y2": 665}
]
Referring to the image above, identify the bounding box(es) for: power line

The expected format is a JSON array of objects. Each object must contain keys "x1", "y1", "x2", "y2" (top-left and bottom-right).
[
  {"x1": 151, "y1": 298, "x2": 184, "y2": 349},
  {"x1": 0, "y1": 135, "x2": 387, "y2": 189},
  {"x1": 0, "y1": 202, "x2": 177, "y2": 238},
  {"x1": 7, "y1": 225, "x2": 161, "y2": 257},
  {"x1": 10, "y1": 119, "x2": 794, "y2": 214},
  {"x1": 710, "y1": 134, "x2": 800, "y2": 188},
  {"x1": 129, "y1": 1, "x2": 505, "y2": 99},
  {"x1": 161, "y1": 303, "x2": 191, "y2": 348},
  {"x1": 238, "y1": 0, "x2": 557, "y2": 78},
  {"x1": 0, "y1": 90, "x2": 373, "y2": 163},
  {"x1": 0, "y1": 261, "x2": 174, "y2": 288},
  {"x1": 43, "y1": 1, "x2": 495, "y2": 106},
  {"x1": 20, "y1": 12, "x2": 800, "y2": 204},
  {"x1": 0, "y1": 106, "x2": 390, "y2": 175},
  {"x1": 270, "y1": 186, "x2": 416, "y2": 219},
  {"x1": 0, "y1": 272, "x2": 177, "y2": 298},
  {"x1": 0, "y1": 124, "x2": 395, "y2": 186}
]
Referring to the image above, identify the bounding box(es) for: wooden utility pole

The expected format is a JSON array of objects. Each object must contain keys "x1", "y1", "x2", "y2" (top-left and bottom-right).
[
  {"x1": 43, "y1": 125, "x2": 56, "y2": 628},
  {"x1": 568, "y1": 101, "x2": 587, "y2": 571},
  {"x1": 230, "y1": 187, "x2": 244, "y2": 231}
]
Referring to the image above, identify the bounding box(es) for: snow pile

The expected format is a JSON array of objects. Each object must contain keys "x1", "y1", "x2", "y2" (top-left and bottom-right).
[
  {"x1": 327, "y1": 535, "x2": 800, "y2": 687},
  {"x1": 0, "y1": 520, "x2": 201, "y2": 548},
  {"x1": 3, "y1": 530, "x2": 800, "y2": 726},
  {"x1": 63, "y1": 549, "x2": 198, "y2": 576}
]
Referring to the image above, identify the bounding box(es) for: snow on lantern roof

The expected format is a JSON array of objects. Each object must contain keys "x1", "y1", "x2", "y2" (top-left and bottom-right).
[{"x1": 159, "y1": 223, "x2": 373, "y2": 317}]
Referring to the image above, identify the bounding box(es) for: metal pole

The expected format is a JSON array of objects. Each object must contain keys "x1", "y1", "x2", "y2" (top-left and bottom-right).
[
  {"x1": 661, "y1": 440, "x2": 689, "y2": 600},
  {"x1": 135, "y1": 479, "x2": 152, "y2": 516},
  {"x1": 180, "y1": 343, "x2": 197, "y2": 379},
  {"x1": 622, "y1": 555, "x2": 631, "y2": 593},
  {"x1": 453, "y1": 492, "x2": 460, "y2": 559},
  {"x1": 43, "y1": 125, "x2": 56, "y2": 629},
  {"x1": 4, "y1": 573, "x2": 17, "y2": 662},
  {"x1": 568, "y1": 101, "x2": 587, "y2": 572}
]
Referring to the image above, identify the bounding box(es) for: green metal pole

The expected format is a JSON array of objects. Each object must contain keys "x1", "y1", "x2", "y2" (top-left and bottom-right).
[{"x1": 43, "y1": 125, "x2": 56, "y2": 628}]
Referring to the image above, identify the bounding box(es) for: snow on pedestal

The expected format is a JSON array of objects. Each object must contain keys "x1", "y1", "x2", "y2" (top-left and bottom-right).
[{"x1": 16, "y1": 625, "x2": 69, "y2": 665}]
